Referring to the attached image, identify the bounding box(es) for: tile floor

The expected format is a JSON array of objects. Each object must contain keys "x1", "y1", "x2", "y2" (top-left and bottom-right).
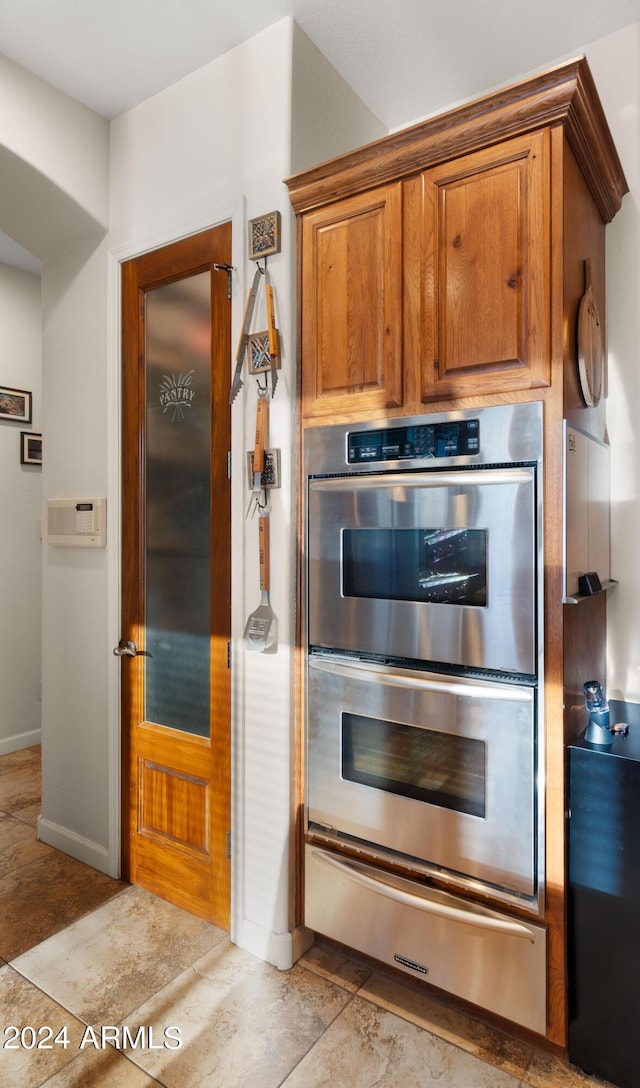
[{"x1": 0, "y1": 746, "x2": 616, "y2": 1088}]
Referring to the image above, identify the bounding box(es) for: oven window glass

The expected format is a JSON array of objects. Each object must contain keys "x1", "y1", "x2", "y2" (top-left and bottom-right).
[
  {"x1": 342, "y1": 528, "x2": 487, "y2": 605},
  {"x1": 342, "y1": 713, "x2": 486, "y2": 818}
]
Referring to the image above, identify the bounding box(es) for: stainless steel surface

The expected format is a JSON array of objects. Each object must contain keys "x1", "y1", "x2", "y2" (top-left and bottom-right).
[
  {"x1": 563, "y1": 578, "x2": 618, "y2": 604},
  {"x1": 313, "y1": 848, "x2": 536, "y2": 937},
  {"x1": 308, "y1": 465, "x2": 537, "y2": 675},
  {"x1": 307, "y1": 655, "x2": 536, "y2": 897},
  {"x1": 304, "y1": 400, "x2": 543, "y2": 476},
  {"x1": 307, "y1": 824, "x2": 539, "y2": 912},
  {"x1": 305, "y1": 844, "x2": 547, "y2": 1035},
  {"x1": 113, "y1": 639, "x2": 150, "y2": 658},
  {"x1": 563, "y1": 421, "x2": 611, "y2": 602},
  {"x1": 303, "y1": 401, "x2": 546, "y2": 1002}
]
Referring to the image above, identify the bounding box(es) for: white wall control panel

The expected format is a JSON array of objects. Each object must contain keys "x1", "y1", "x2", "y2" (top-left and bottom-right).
[{"x1": 47, "y1": 498, "x2": 106, "y2": 547}]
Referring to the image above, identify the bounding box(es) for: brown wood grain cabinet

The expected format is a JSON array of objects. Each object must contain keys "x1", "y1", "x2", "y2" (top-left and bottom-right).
[
  {"x1": 301, "y1": 183, "x2": 403, "y2": 417},
  {"x1": 289, "y1": 57, "x2": 626, "y2": 424},
  {"x1": 418, "y1": 130, "x2": 551, "y2": 401},
  {"x1": 287, "y1": 57, "x2": 628, "y2": 1050},
  {"x1": 302, "y1": 132, "x2": 551, "y2": 417}
]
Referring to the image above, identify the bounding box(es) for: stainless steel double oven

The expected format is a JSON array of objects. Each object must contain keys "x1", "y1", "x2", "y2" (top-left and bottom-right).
[{"x1": 303, "y1": 401, "x2": 547, "y2": 1034}]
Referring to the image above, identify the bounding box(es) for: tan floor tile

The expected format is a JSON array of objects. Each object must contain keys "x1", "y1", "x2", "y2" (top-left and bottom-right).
[
  {"x1": 523, "y1": 1048, "x2": 618, "y2": 1087},
  {"x1": 12, "y1": 885, "x2": 226, "y2": 1024},
  {"x1": 0, "y1": 761, "x2": 42, "y2": 815},
  {"x1": 299, "y1": 942, "x2": 372, "y2": 992},
  {"x1": 358, "y1": 971, "x2": 532, "y2": 1079},
  {"x1": 0, "y1": 964, "x2": 86, "y2": 1088},
  {"x1": 0, "y1": 812, "x2": 53, "y2": 877},
  {"x1": 119, "y1": 940, "x2": 354, "y2": 1088},
  {"x1": 37, "y1": 1045, "x2": 167, "y2": 1087},
  {"x1": 281, "y1": 994, "x2": 521, "y2": 1087},
  {"x1": 11, "y1": 803, "x2": 41, "y2": 829},
  {"x1": 0, "y1": 746, "x2": 40, "y2": 777},
  {"x1": 0, "y1": 850, "x2": 125, "y2": 959}
]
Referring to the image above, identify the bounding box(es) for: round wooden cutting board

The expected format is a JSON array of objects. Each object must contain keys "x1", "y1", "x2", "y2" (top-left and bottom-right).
[{"x1": 577, "y1": 258, "x2": 604, "y2": 407}]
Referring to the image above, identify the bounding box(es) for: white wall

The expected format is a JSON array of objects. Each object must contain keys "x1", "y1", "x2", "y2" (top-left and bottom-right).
[
  {"x1": 0, "y1": 265, "x2": 42, "y2": 754},
  {"x1": 40, "y1": 240, "x2": 111, "y2": 861},
  {"x1": 290, "y1": 22, "x2": 386, "y2": 173},
  {"x1": 0, "y1": 54, "x2": 108, "y2": 260},
  {"x1": 586, "y1": 25, "x2": 640, "y2": 702}
]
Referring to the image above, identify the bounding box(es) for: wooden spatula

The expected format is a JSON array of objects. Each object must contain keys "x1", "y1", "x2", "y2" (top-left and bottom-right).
[{"x1": 243, "y1": 507, "x2": 276, "y2": 652}]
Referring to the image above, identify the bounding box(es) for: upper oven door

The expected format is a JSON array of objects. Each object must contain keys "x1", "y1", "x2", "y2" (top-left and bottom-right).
[{"x1": 307, "y1": 467, "x2": 536, "y2": 676}]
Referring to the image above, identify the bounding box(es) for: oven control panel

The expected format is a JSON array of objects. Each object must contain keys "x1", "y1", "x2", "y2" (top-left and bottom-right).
[{"x1": 347, "y1": 419, "x2": 480, "y2": 463}]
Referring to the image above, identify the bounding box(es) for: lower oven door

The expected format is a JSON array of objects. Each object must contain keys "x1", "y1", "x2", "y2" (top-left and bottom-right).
[
  {"x1": 307, "y1": 655, "x2": 536, "y2": 897},
  {"x1": 305, "y1": 845, "x2": 546, "y2": 1035}
]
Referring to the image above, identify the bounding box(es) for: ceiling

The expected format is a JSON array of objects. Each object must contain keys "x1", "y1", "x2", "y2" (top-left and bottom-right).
[{"x1": 1, "y1": 0, "x2": 639, "y2": 272}]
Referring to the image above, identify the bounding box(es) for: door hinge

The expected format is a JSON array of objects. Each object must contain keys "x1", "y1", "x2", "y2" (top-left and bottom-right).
[
  {"x1": 214, "y1": 263, "x2": 235, "y2": 300},
  {"x1": 226, "y1": 830, "x2": 231, "y2": 859},
  {"x1": 227, "y1": 450, "x2": 231, "y2": 480},
  {"x1": 227, "y1": 639, "x2": 232, "y2": 669}
]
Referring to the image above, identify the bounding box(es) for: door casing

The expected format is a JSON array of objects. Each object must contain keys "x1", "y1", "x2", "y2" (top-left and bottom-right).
[{"x1": 117, "y1": 220, "x2": 232, "y2": 926}]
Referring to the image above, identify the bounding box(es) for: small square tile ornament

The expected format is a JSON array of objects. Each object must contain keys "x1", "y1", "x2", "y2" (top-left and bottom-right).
[{"x1": 248, "y1": 210, "x2": 281, "y2": 260}]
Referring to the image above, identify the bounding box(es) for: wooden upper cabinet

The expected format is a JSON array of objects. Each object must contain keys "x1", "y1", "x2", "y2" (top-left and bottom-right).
[
  {"x1": 419, "y1": 130, "x2": 551, "y2": 401},
  {"x1": 288, "y1": 57, "x2": 628, "y2": 423},
  {"x1": 301, "y1": 184, "x2": 403, "y2": 418}
]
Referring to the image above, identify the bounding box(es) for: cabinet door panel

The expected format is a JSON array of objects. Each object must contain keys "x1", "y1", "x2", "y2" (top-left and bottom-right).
[
  {"x1": 421, "y1": 131, "x2": 550, "y2": 400},
  {"x1": 302, "y1": 185, "x2": 403, "y2": 418}
]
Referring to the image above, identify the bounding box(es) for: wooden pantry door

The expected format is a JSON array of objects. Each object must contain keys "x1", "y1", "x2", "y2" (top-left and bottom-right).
[{"x1": 118, "y1": 224, "x2": 232, "y2": 927}]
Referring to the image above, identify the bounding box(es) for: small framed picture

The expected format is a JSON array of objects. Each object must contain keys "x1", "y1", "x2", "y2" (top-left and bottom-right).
[
  {"x1": 247, "y1": 332, "x2": 281, "y2": 376},
  {"x1": 248, "y1": 211, "x2": 281, "y2": 261},
  {"x1": 246, "y1": 448, "x2": 281, "y2": 490},
  {"x1": 20, "y1": 431, "x2": 42, "y2": 465},
  {"x1": 0, "y1": 385, "x2": 32, "y2": 423},
  {"x1": 248, "y1": 332, "x2": 271, "y2": 374}
]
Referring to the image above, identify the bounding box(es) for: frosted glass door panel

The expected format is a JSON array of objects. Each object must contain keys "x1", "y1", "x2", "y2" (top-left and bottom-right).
[{"x1": 144, "y1": 272, "x2": 211, "y2": 737}]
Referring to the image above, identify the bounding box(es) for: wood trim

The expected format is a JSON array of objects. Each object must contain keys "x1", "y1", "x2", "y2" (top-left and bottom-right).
[
  {"x1": 286, "y1": 57, "x2": 627, "y2": 223},
  {"x1": 563, "y1": 59, "x2": 630, "y2": 223},
  {"x1": 120, "y1": 257, "x2": 146, "y2": 880},
  {"x1": 293, "y1": 214, "x2": 306, "y2": 929},
  {"x1": 120, "y1": 226, "x2": 232, "y2": 928},
  {"x1": 542, "y1": 396, "x2": 569, "y2": 1049}
]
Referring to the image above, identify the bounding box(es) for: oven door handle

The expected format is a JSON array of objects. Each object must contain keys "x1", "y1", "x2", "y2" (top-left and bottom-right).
[
  {"x1": 311, "y1": 849, "x2": 537, "y2": 940},
  {"x1": 308, "y1": 654, "x2": 533, "y2": 703},
  {"x1": 308, "y1": 468, "x2": 534, "y2": 492}
]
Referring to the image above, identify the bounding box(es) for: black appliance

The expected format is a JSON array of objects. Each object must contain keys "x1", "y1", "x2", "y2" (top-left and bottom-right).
[{"x1": 569, "y1": 721, "x2": 640, "y2": 1087}]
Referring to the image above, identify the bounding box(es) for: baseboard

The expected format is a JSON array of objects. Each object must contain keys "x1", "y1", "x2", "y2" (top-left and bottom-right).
[
  {"x1": 0, "y1": 729, "x2": 41, "y2": 756},
  {"x1": 291, "y1": 924, "x2": 316, "y2": 964},
  {"x1": 239, "y1": 919, "x2": 315, "y2": 971},
  {"x1": 37, "y1": 816, "x2": 113, "y2": 876}
]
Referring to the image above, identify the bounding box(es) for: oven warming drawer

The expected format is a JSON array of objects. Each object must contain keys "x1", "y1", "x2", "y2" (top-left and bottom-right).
[{"x1": 305, "y1": 845, "x2": 546, "y2": 1035}]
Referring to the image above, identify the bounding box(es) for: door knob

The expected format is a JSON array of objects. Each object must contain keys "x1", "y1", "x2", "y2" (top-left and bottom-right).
[{"x1": 113, "y1": 639, "x2": 151, "y2": 658}]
